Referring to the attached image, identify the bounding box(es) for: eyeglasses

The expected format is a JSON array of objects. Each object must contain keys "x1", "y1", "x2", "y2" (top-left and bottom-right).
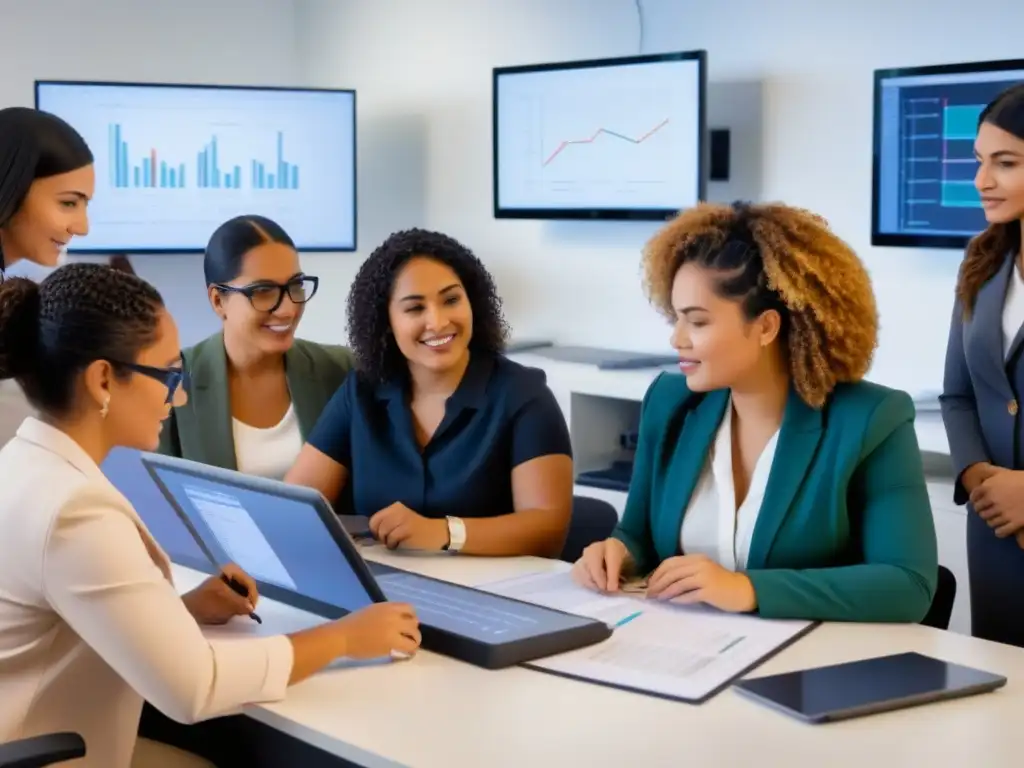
[
  {"x1": 213, "y1": 276, "x2": 320, "y2": 313},
  {"x1": 111, "y1": 361, "x2": 190, "y2": 404}
]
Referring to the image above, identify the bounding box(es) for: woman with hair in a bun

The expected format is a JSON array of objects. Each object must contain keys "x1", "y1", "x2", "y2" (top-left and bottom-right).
[
  {"x1": 0, "y1": 264, "x2": 420, "y2": 768},
  {"x1": 0, "y1": 107, "x2": 95, "y2": 446}
]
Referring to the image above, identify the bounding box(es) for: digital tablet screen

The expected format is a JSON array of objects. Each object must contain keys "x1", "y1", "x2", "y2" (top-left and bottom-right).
[
  {"x1": 146, "y1": 461, "x2": 380, "y2": 617},
  {"x1": 733, "y1": 652, "x2": 1006, "y2": 722}
]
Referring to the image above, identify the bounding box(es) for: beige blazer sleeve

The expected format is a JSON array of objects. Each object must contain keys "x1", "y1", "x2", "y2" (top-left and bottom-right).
[{"x1": 42, "y1": 487, "x2": 293, "y2": 724}]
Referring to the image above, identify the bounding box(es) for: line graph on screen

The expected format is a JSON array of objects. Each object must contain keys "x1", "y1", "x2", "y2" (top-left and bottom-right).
[
  {"x1": 542, "y1": 118, "x2": 670, "y2": 167},
  {"x1": 494, "y1": 56, "x2": 703, "y2": 212}
]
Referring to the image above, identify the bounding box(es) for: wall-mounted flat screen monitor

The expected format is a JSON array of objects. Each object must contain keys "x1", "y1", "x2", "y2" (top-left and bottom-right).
[
  {"x1": 35, "y1": 81, "x2": 357, "y2": 253},
  {"x1": 493, "y1": 51, "x2": 707, "y2": 221},
  {"x1": 872, "y1": 59, "x2": 1024, "y2": 249}
]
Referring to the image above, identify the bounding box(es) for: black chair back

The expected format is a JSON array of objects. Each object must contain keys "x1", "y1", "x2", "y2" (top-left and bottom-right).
[
  {"x1": 0, "y1": 733, "x2": 85, "y2": 768},
  {"x1": 560, "y1": 495, "x2": 619, "y2": 563},
  {"x1": 921, "y1": 565, "x2": 957, "y2": 630}
]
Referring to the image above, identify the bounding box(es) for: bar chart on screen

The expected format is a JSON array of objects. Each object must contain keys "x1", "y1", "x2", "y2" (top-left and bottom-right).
[
  {"x1": 109, "y1": 125, "x2": 302, "y2": 191},
  {"x1": 35, "y1": 81, "x2": 356, "y2": 252},
  {"x1": 889, "y1": 75, "x2": 1024, "y2": 237}
]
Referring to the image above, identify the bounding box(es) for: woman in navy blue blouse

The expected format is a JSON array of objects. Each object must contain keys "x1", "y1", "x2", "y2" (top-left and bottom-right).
[{"x1": 286, "y1": 229, "x2": 573, "y2": 557}]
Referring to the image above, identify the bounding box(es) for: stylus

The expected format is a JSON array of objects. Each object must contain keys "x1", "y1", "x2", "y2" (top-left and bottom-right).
[{"x1": 222, "y1": 574, "x2": 263, "y2": 624}]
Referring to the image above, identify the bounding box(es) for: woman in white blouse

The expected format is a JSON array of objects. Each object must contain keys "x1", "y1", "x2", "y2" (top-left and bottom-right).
[
  {"x1": 0, "y1": 264, "x2": 419, "y2": 768},
  {"x1": 573, "y1": 202, "x2": 938, "y2": 624}
]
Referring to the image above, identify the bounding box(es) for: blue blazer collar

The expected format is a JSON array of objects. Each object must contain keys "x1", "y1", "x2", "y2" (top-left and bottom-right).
[{"x1": 973, "y1": 253, "x2": 1018, "y2": 370}]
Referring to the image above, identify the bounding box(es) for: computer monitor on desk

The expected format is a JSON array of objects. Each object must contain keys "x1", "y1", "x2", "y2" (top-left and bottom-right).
[{"x1": 130, "y1": 452, "x2": 611, "y2": 669}]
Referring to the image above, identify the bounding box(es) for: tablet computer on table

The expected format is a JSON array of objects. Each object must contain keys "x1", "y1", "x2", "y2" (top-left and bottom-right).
[{"x1": 732, "y1": 651, "x2": 1006, "y2": 723}]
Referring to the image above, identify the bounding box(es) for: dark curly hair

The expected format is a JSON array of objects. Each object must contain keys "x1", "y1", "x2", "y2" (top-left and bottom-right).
[
  {"x1": 955, "y1": 83, "x2": 1024, "y2": 317},
  {"x1": 0, "y1": 262, "x2": 164, "y2": 415},
  {"x1": 346, "y1": 228, "x2": 509, "y2": 383},
  {"x1": 642, "y1": 201, "x2": 878, "y2": 408}
]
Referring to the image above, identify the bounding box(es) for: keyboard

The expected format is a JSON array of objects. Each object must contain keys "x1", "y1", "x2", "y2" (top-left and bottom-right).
[
  {"x1": 366, "y1": 564, "x2": 611, "y2": 669},
  {"x1": 375, "y1": 570, "x2": 538, "y2": 639}
]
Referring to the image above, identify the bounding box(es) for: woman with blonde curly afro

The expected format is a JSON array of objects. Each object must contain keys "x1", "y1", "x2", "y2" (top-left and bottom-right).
[{"x1": 573, "y1": 201, "x2": 939, "y2": 623}]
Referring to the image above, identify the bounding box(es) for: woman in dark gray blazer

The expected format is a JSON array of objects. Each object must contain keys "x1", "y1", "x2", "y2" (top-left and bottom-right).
[{"x1": 941, "y1": 84, "x2": 1024, "y2": 647}]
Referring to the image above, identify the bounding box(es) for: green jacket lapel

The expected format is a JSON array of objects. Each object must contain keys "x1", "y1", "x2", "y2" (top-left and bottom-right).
[
  {"x1": 656, "y1": 389, "x2": 730, "y2": 559},
  {"x1": 746, "y1": 389, "x2": 824, "y2": 569},
  {"x1": 284, "y1": 343, "x2": 321, "y2": 439},
  {"x1": 187, "y1": 333, "x2": 237, "y2": 470}
]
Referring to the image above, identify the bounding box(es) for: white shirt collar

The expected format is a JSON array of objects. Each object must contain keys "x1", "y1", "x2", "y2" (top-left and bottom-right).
[{"x1": 15, "y1": 417, "x2": 107, "y2": 483}]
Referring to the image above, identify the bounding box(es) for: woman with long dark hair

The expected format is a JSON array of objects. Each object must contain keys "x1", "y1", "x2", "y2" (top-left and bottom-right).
[
  {"x1": 0, "y1": 107, "x2": 95, "y2": 446},
  {"x1": 940, "y1": 83, "x2": 1024, "y2": 647},
  {"x1": 0, "y1": 107, "x2": 94, "y2": 273}
]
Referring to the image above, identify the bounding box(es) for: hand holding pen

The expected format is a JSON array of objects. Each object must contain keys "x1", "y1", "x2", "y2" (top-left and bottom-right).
[{"x1": 183, "y1": 563, "x2": 262, "y2": 626}]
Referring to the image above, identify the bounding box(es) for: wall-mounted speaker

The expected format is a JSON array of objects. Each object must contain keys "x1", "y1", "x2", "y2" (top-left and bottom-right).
[{"x1": 709, "y1": 128, "x2": 730, "y2": 181}]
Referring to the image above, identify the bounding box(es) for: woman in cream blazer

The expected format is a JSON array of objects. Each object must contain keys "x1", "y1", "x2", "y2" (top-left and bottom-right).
[{"x1": 0, "y1": 265, "x2": 420, "y2": 767}]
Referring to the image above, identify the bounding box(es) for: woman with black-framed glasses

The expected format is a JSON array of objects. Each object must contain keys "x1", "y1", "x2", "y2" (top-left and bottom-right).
[
  {"x1": 0, "y1": 263, "x2": 420, "y2": 768},
  {"x1": 157, "y1": 215, "x2": 354, "y2": 481}
]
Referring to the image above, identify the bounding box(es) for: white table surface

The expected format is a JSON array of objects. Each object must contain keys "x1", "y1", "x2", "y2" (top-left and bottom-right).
[{"x1": 175, "y1": 546, "x2": 1024, "y2": 768}]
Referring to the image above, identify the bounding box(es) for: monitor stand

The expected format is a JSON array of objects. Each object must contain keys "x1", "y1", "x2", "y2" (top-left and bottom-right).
[{"x1": 108, "y1": 253, "x2": 136, "y2": 274}]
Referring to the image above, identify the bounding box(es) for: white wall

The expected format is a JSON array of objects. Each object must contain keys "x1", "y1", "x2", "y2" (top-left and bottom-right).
[
  {"x1": 295, "y1": 0, "x2": 657, "y2": 349},
  {"x1": 1, "y1": 0, "x2": 304, "y2": 346},
  {"x1": 641, "y1": 0, "x2": 1024, "y2": 396},
  {"x1": 296, "y1": 0, "x2": 1024, "y2": 397}
]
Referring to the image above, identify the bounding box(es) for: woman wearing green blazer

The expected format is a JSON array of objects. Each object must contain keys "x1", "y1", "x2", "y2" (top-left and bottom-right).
[
  {"x1": 158, "y1": 216, "x2": 353, "y2": 478},
  {"x1": 573, "y1": 202, "x2": 938, "y2": 624}
]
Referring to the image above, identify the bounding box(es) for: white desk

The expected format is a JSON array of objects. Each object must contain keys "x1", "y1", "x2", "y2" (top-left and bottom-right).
[{"x1": 177, "y1": 548, "x2": 1024, "y2": 768}]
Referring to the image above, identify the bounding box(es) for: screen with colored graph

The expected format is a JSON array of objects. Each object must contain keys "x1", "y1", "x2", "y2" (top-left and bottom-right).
[
  {"x1": 872, "y1": 60, "x2": 1024, "y2": 249},
  {"x1": 35, "y1": 81, "x2": 356, "y2": 253},
  {"x1": 493, "y1": 51, "x2": 706, "y2": 220}
]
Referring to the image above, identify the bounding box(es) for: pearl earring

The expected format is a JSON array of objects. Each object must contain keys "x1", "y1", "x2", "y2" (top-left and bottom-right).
[{"x1": 100, "y1": 396, "x2": 110, "y2": 419}]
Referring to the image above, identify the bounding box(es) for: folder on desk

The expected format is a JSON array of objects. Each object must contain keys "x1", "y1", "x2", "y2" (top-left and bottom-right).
[{"x1": 479, "y1": 570, "x2": 817, "y2": 704}]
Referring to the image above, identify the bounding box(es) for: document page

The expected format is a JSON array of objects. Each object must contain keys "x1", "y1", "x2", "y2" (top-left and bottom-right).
[
  {"x1": 184, "y1": 485, "x2": 298, "y2": 590},
  {"x1": 478, "y1": 568, "x2": 644, "y2": 626},
  {"x1": 512, "y1": 576, "x2": 815, "y2": 702}
]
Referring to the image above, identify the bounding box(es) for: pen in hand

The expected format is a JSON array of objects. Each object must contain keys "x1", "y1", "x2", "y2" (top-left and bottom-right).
[{"x1": 221, "y1": 573, "x2": 263, "y2": 624}]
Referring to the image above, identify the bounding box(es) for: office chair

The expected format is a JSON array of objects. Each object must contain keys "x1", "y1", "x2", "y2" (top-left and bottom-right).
[
  {"x1": 560, "y1": 495, "x2": 619, "y2": 563},
  {"x1": 920, "y1": 565, "x2": 957, "y2": 631},
  {"x1": 0, "y1": 733, "x2": 85, "y2": 768}
]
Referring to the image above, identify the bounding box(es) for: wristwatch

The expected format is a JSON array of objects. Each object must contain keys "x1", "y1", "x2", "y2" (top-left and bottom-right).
[{"x1": 443, "y1": 516, "x2": 466, "y2": 553}]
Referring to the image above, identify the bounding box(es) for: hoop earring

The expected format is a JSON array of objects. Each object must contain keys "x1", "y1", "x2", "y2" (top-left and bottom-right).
[{"x1": 100, "y1": 396, "x2": 110, "y2": 419}]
